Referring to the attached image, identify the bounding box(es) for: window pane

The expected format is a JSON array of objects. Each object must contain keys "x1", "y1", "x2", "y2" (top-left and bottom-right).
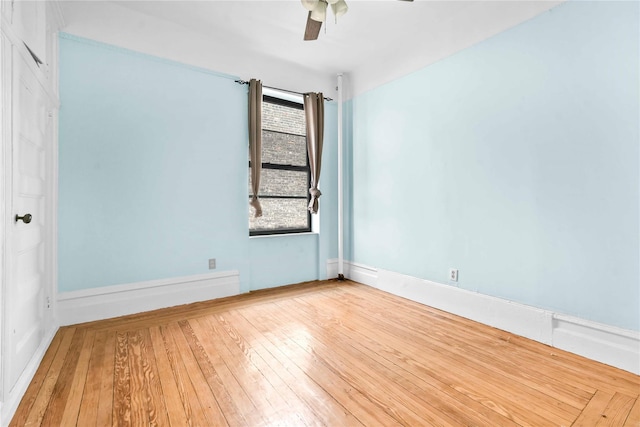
[
  {"x1": 249, "y1": 198, "x2": 309, "y2": 231},
  {"x1": 249, "y1": 96, "x2": 309, "y2": 235},
  {"x1": 262, "y1": 130, "x2": 307, "y2": 167},
  {"x1": 262, "y1": 102, "x2": 305, "y2": 136},
  {"x1": 249, "y1": 168, "x2": 307, "y2": 198}
]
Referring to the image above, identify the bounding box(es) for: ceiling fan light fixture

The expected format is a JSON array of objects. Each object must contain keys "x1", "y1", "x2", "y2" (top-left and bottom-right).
[
  {"x1": 310, "y1": 0, "x2": 327, "y2": 22},
  {"x1": 331, "y1": 0, "x2": 348, "y2": 19},
  {"x1": 326, "y1": 0, "x2": 339, "y2": 4},
  {"x1": 301, "y1": 0, "x2": 319, "y2": 12}
]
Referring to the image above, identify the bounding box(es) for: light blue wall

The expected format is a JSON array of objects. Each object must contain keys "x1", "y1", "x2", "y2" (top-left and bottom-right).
[
  {"x1": 248, "y1": 234, "x2": 319, "y2": 290},
  {"x1": 58, "y1": 34, "x2": 338, "y2": 294},
  {"x1": 348, "y1": 1, "x2": 639, "y2": 331}
]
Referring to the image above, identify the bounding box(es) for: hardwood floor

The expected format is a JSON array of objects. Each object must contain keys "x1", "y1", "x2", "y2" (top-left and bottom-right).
[{"x1": 10, "y1": 280, "x2": 640, "y2": 426}]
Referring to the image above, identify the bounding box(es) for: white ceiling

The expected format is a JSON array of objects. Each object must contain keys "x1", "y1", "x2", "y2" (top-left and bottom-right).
[{"x1": 59, "y1": 0, "x2": 564, "y2": 97}]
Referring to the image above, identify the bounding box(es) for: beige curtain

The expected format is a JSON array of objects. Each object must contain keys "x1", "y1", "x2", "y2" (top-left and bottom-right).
[
  {"x1": 248, "y1": 79, "x2": 263, "y2": 217},
  {"x1": 304, "y1": 92, "x2": 325, "y2": 214}
]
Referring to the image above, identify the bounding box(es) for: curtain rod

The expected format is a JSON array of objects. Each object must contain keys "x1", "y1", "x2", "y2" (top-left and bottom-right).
[{"x1": 235, "y1": 79, "x2": 333, "y2": 101}]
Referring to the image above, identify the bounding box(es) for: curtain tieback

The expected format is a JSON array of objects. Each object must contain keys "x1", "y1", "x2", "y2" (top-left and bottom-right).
[
  {"x1": 250, "y1": 196, "x2": 263, "y2": 217},
  {"x1": 308, "y1": 188, "x2": 322, "y2": 214},
  {"x1": 309, "y1": 188, "x2": 322, "y2": 198}
]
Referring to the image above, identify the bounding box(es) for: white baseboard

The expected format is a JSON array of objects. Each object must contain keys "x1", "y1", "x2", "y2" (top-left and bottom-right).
[
  {"x1": 552, "y1": 314, "x2": 640, "y2": 375},
  {"x1": 57, "y1": 270, "x2": 241, "y2": 326},
  {"x1": 326, "y1": 258, "x2": 340, "y2": 279},
  {"x1": 327, "y1": 259, "x2": 640, "y2": 375},
  {"x1": 327, "y1": 259, "x2": 377, "y2": 285},
  {"x1": 1, "y1": 323, "x2": 58, "y2": 427}
]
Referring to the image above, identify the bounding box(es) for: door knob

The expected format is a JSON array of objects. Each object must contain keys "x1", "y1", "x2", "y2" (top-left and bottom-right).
[{"x1": 15, "y1": 213, "x2": 32, "y2": 224}]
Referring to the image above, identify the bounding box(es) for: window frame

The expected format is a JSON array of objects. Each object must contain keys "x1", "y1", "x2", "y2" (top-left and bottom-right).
[{"x1": 249, "y1": 95, "x2": 311, "y2": 236}]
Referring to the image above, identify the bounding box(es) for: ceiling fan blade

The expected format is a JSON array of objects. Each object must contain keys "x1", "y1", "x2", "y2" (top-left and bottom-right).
[{"x1": 304, "y1": 11, "x2": 322, "y2": 41}]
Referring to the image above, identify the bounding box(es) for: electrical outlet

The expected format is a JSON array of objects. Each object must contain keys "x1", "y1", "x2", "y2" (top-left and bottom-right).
[
  {"x1": 449, "y1": 268, "x2": 458, "y2": 282},
  {"x1": 208, "y1": 258, "x2": 216, "y2": 269}
]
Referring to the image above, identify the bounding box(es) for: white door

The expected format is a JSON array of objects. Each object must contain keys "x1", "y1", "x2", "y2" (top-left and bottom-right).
[{"x1": 4, "y1": 48, "x2": 52, "y2": 395}]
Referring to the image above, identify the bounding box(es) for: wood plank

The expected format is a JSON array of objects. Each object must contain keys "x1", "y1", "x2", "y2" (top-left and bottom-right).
[
  {"x1": 623, "y1": 397, "x2": 640, "y2": 426},
  {"x1": 95, "y1": 330, "x2": 117, "y2": 427},
  {"x1": 76, "y1": 330, "x2": 108, "y2": 426},
  {"x1": 572, "y1": 390, "x2": 614, "y2": 426},
  {"x1": 127, "y1": 329, "x2": 171, "y2": 426},
  {"x1": 149, "y1": 326, "x2": 190, "y2": 427},
  {"x1": 140, "y1": 329, "x2": 171, "y2": 426},
  {"x1": 112, "y1": 332, "x2": 131, "y2": 426},
  {"x1": 126, "y1": 330, "x2": 148, "y2": 426},
  {"x1": 59, "y1": 329, "x2": 96, "y2": 426},
  {"x1": 595, "y1": 392, "x2": 637, "y2": 426},
  {"x1": 37, "y1": 328, "x2": 87, "y2": 427}
]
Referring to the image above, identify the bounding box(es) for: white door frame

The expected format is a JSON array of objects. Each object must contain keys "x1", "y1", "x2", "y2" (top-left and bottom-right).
[
  {"x1": 0, "y1": 4, "x2": 61, "y2": 418},
  {"x1": 0, "y1": 22, "x2": 14, "y2": 406}
]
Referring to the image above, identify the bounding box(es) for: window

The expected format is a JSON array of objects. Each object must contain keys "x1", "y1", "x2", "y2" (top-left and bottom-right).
[{"x1": 249, "y1": 95, "x2": 311, "y2": 235}]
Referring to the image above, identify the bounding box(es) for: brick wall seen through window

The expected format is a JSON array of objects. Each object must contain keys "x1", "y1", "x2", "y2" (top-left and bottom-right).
[{"x1": 249, "y1": 96, "x2": 310, "y2": 235}]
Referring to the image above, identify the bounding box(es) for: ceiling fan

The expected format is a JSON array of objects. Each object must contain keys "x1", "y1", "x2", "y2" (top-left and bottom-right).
[{"x1": 303, "y1": 0, "x2": 413, "y2": 41}]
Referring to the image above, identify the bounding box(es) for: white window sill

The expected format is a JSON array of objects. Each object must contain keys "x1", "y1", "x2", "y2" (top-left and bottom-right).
[{"x1": 249, "y1": 232, "x2": 319, "y2": 239}]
